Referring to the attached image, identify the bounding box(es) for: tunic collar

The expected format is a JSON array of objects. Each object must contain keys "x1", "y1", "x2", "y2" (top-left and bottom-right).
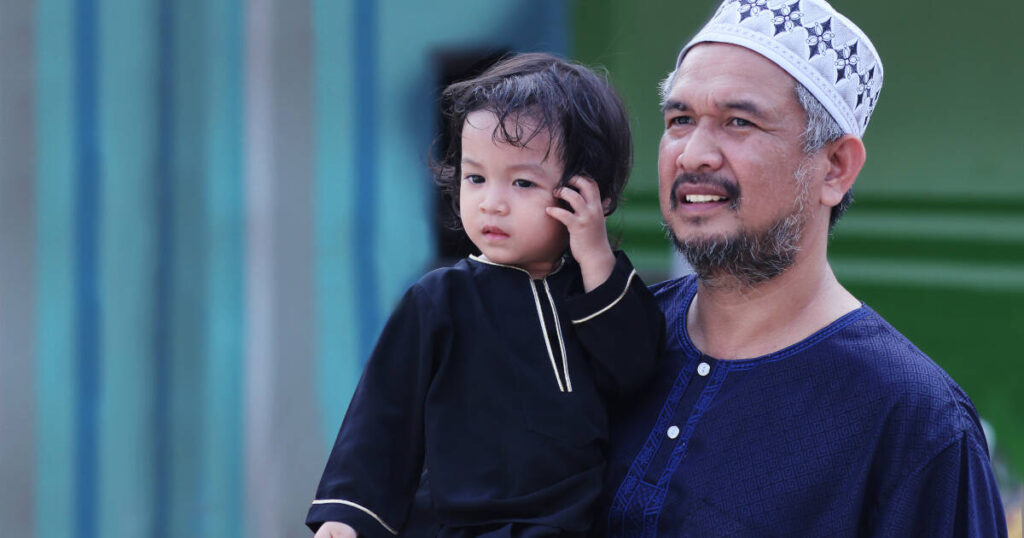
[{"x1": 468, "y1": 253, "x2": 568, "y2": 279}]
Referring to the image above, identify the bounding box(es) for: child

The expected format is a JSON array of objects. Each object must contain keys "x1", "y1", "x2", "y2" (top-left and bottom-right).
[{"x1": 307, "y1": 53, "x2": 663, "y2": 537}]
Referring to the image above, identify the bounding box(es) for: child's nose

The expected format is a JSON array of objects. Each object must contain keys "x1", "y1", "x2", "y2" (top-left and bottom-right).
[{"x1": 479, "y1": 190, "x2": 509, "y2": 214}]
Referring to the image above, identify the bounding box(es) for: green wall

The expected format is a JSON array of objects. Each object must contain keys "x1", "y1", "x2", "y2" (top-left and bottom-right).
[{"x1": 573, "y1": 0, "x2": 1024, "y2": 477}]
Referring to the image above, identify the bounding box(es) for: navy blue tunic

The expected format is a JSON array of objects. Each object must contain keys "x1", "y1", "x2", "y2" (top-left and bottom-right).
[
  {"x1": 597, "y1": 275, "x2": 1007, "y2": 537},
  {"x1": 307, "y1": 252, "x2": 663, "y2": 537}
]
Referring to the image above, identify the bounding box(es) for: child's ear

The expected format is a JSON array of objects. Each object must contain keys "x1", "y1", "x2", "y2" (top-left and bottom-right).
[{"x1": 602, "y1": 198, "x2": 612, "y2": 214}]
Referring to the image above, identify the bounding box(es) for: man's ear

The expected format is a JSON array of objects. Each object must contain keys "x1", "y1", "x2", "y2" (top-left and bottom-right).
[{"x1": 820, "y1": 134, "x2": 865, "y2": 209}]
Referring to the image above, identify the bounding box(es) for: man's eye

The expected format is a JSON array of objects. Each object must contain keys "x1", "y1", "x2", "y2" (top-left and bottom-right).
[
  {"x1": 668, "y1": 115, "x2": 692, "y2": 127},
  {"x1": 729, "y1": 118, "x2": 754, "y2": 127},
  {"x1": 464, "y1": 174, "x2": 484, "y2": 184},
  {"x1": 512, "y1": 179, "x2": 534, "y2": 188}
]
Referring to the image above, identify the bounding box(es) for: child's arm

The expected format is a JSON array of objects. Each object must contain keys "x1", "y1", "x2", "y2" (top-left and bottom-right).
[
  {"x1": 563, "y1": 249, "x2": 664, "y2": 396},
  {"x1": 306, "y1": 285, "x2": 445, "y2": 537},
  {"x1": 546, "y1": 176, "x2": 616, "y2": 292},
  {"x1": 314, "y1": 521, "x2": 357, "y2": 538},
  {"x1": 550, "y1": 176, "x2": 664, "y2": 395}
]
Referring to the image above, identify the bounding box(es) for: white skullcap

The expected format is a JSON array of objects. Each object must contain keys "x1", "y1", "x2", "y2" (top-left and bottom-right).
[{"x1": 677, "y1": 0, "x2": 883, "y2": 137}]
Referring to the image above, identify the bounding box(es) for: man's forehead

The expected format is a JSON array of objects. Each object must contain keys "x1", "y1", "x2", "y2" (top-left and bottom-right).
[
  {"x1": 677, "y1": 43, "x2": 793, "y2": 85},
  {"x1": 668, "y1": 43, "x2": 797, "y2": 104}
]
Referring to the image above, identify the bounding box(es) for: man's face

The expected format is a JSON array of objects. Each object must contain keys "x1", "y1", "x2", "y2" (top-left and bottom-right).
[{"x1": 659, "y1": 43, "x2": 818, "y2": 283}]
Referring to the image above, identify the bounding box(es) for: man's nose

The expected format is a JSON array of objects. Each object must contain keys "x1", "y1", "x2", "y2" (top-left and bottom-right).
[{"x1": 677, "y1": 122, "x2": 724, "y2": 172}]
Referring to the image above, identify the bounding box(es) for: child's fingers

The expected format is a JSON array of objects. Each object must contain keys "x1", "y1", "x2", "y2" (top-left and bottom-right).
[
  {"x1": 545, "y1": 206, "x2": 575, "y2": 225},
  {"x1": 566, "y1": 176, "x2": 601, "y2": 206},
  {"x1": 553, "y1": 187, "x2": 585, "y2": 213}
]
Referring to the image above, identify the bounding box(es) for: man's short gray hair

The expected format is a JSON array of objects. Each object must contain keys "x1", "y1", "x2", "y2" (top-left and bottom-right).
[
  {"x1": 659, "y1": 70, "x2": 852, "y2": 229},
  {"x1": 794, "y1": 83, "x2": 850, "y2": 229},
  {"x1": 794, "y1": 84, "x2": 843, "y2": 154}
]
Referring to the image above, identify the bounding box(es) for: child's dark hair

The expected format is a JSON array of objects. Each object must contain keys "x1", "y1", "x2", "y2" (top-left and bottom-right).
[{"x1": 434, "y1": 52, "x2": 633, "y2": 228}]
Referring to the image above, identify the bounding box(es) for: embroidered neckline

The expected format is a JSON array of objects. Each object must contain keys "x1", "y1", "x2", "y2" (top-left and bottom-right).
[
  {"x1": 674, "y1": 275, "x2": 872, "y2": 369},
  {"x1": 468, "y1": 253, "x2": 567, "y2": 279},
  {"x1": 467, "y1": 253, "x2": 573, "y2": 392}
]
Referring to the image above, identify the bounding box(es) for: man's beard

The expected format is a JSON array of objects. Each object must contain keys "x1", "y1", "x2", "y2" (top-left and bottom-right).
[{"x1": 666, "y1": 165, "x2": 811, "y2": 287}]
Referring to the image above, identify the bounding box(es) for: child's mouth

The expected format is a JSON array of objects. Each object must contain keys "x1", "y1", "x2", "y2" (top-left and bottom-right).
[{"x1": 482, "y1": 226, "x2": 509, "y2": 239}]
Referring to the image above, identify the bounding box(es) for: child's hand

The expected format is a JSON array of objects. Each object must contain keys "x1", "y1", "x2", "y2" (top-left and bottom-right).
[
  {"x1": 547, "y1": 176, "x2": 616, "y2": 292},
  {"x1": 315, "y1": 521, "x2": 358, "y2": 538}
]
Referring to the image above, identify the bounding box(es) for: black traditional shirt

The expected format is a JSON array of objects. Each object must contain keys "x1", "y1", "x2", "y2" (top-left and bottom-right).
[{"x1": 308, "y1": 251, "x2": 663, "y2": 537}]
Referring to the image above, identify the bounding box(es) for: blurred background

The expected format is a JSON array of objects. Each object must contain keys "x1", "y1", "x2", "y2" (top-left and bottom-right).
[{"x1": 0, "y1": 0, "x2": 1020, "y2": 536}]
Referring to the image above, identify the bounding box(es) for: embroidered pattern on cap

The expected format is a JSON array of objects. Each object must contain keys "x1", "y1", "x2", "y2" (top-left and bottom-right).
[{"x1": 682, "y1": 0, "x2": 883, "y2": 136}]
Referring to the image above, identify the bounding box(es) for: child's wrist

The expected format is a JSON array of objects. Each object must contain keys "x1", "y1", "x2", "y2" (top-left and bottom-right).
[
  {"x1": 577, "y1": 246, "x2": 614, "y2": 267},
  {"x1": 578, "y1": 249, "x2": 616, "y2": 292},
  {"x1": 574, "y1": 237, "x2": 613, "y2": 265}
]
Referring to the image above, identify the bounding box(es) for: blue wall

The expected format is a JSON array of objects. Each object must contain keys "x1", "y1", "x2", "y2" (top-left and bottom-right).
[
  {"x1": 33, "y1": 0, "x2": 246, "y2": 536},
  {"x1": 7, "y1": 1, "x2": 569, "y2": 537}
]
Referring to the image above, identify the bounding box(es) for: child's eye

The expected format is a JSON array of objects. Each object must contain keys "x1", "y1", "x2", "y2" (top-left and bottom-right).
[
  {"x1": 512, "y1": 179, "x2": 535, "y2": 188},
  {"x1": 464, "y1": 174, "x2": 485, "y2": 184}
]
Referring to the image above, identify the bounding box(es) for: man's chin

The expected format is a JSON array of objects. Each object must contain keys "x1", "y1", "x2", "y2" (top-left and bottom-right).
[
  {"x1": 667, "y1": 227, "x2": 731, "y2": 246},
  {"x1": 665, "y1": 216, "x2": 803, "y2": 287}
]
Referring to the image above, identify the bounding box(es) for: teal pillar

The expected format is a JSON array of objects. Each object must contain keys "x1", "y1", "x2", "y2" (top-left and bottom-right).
[
  {"x1": 36, "y1": 0, "x2": 80, "y2": 535},
  {"x1": 197, "y1": 1, "x2": 245, "y2": 535},
  {"x1": 313, "y1": 0, "x2": 361, "y2": 442},
  {"x1": 163, "y1": 1, "x2": 246, "y2": 535},
  {"x1": 97, "y1": 0, "x2": 160, "y2": 535}
]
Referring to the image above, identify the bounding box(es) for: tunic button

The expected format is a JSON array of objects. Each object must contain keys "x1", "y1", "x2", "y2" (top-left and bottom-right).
[
  {"x1": 697, "y1": 362, "x2": 711, "y2": 376},
  {"x1": 667, "y1": 426, "x2": 680, "y2": 439}
]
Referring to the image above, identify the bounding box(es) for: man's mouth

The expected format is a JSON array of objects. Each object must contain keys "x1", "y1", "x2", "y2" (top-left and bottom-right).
[
  {"x1": 671, "y1": 173, "x2": 740, "y2": 210},
  {"x1": 674, "y1": 187, "x2": 733, "y2": 209},
  {"x1": 682, "y1": 194, "x2": 729, "y2": 204}
]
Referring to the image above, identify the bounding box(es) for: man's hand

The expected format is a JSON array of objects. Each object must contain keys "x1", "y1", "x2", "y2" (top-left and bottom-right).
[
  {"x1": 315, "y1": 521, "x2": 357, "y2": 538},
  {"x1": 547, "y1": 176, "x2": 615, "y2": 292}
]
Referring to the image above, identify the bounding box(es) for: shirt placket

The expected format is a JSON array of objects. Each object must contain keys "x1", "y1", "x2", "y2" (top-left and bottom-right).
[{"x1": 611, "y1": 356, "x2": 727, "y2": 537}]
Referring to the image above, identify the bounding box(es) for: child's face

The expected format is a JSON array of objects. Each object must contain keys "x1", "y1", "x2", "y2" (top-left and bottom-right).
[{"x1": 459, "y1": 110, "x2": 569, "y2": 278}]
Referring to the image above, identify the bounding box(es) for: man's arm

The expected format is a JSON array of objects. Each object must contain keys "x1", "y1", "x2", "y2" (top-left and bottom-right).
[{"x1": 868, "y1": 429, "x2": 1007, "y2": 537}]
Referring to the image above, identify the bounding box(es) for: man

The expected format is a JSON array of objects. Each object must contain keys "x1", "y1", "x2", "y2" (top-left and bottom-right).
[{"x1": 598, "y1": 0, "x2": 1008, "y2": 536}]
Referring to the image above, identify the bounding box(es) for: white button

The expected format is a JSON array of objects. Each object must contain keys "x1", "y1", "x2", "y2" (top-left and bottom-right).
[
  {"x1": 697, "y1": 362, "x2": 711, "y2": 376},
  {"x1": 667, "y1": 426, "x2": 680, "y2": 439}
]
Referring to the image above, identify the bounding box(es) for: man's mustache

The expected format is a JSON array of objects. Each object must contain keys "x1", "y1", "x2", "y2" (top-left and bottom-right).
[{"x1": 669, "y1": 173, "x2": 741, "y2": 209}]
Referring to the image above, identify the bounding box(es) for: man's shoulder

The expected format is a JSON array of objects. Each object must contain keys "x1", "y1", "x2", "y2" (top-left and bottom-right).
[
  {"x1": 834, "y1": 307, "x2": 957, "y2": 393},
  {"x1": 827, "y1": 307, "x2": 985, "y2": 450}
]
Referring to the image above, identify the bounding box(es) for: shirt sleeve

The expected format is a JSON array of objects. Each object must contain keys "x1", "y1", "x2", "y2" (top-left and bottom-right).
[
  {"x1": 306, "y1": 285, "x2": 446, "y2": 537},
  {"x1": 562, "y1": 251, "x2": 664, "y2": 396},
  {"x1": 869, "y1": 429, "x2": 1008, "y2": 538}
]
